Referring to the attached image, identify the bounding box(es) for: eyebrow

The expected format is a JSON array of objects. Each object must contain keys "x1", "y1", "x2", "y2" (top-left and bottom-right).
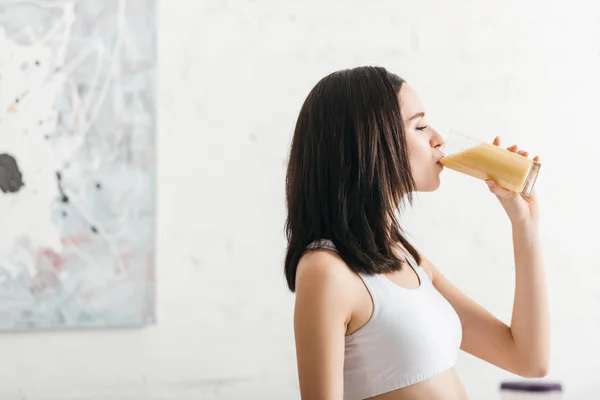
[{"x1": 408, "y1": 112, "x2": 425, "y2": 122}]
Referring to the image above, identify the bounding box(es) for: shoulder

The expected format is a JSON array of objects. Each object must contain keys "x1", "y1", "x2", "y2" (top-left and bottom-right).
[
  {"x1": 295, "y1": 248, "x2": 362, "y2": 316},
  {"x1": 296, "y1": 248, "x2": 358, "y2": 293}
]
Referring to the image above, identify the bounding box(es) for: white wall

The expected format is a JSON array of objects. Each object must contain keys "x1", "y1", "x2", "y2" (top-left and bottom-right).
[{"x1": 1, "y1": 0, "x2": 600, "y2": 399}]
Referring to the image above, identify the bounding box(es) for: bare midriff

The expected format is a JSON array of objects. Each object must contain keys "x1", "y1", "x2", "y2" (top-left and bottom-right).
[{"x1": 365, "y1": 368, "x2": 468, "y2": 400}]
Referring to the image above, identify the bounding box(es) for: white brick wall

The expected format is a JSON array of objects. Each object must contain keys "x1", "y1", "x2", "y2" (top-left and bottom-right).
[{"x1": 0, "y1": 0, "x2": 599, "y2": 399}]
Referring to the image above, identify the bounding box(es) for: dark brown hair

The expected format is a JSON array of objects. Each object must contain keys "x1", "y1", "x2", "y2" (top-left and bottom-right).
[{"x1": 284, "y1": 66, "x2": 421, "y2": 292}]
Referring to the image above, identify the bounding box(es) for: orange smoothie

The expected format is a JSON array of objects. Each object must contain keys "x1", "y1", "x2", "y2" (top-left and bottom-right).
[{"x1": 440, "y1": 142, "x2": 540, "y2": 195}]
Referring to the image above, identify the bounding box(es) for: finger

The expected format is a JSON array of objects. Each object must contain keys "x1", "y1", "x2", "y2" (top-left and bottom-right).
[
  {"x1": 486, "y1": 180, "x2": 513, "y2": 199},
  {"x1": 533, "y1": 155, "x2": 540, "y2": 162},
  {"x1": 507, "y1": 145, "x2": 518, "y2": 152},
  {"x1": 517, "y1": 150, "x2": 529, "y2": 157},
  {"x1": 493, "y1": 137, "x2": 501, "y2": 146}
]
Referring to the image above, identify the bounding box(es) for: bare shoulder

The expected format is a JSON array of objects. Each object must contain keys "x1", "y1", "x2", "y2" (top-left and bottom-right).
[
  {"x1": 294, "y1": 248, "x2": 364, "y2": 327},
  {"x1": 296, "y1": 248, "x2": 359, "y2": 295}
]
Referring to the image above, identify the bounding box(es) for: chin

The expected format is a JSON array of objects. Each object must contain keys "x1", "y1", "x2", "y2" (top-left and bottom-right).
[{"x1": 416, "y1": 178, "x2": 441, "y2": 192}]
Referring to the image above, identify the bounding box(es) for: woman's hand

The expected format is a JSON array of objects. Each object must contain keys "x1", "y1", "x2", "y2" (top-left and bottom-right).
[{"x1": 485, "y1": 137, "x2": 540, "y2": 225}]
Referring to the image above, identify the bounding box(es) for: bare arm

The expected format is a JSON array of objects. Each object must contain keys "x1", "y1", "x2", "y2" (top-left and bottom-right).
[
  {"x1": 421, "y1": 221, "x2": 549, "y2": 377},
  {"x1": 294, "y1": 252, "x2": 352, "y2": 399},
  {"x1": 508, "y1": 220, "x2": 549, "y2": 375}
]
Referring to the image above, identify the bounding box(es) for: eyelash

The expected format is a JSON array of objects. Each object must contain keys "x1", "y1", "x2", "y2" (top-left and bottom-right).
[{"x1": 416, "y1": 125, "x2": 428, "y2": 131}]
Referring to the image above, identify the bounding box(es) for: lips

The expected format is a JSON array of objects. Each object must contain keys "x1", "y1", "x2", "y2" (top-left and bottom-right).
[{"x1": 436, "y1": 154, "x2": 445, "y2": 168}]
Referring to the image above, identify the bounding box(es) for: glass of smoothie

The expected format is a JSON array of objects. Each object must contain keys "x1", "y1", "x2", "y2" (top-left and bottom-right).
[{"x1": 439, "y1": 129, "x2": 541, "y2": 197}]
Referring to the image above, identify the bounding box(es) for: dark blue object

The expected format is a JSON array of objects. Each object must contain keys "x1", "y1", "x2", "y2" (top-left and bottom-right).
[{"x1": 500, "y1": 381, "x2": 563, "y2": 392}]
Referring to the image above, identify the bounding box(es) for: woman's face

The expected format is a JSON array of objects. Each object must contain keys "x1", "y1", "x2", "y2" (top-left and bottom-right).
[{"x1": 399, "y1": 84, "x2": 445, "y2": 192}]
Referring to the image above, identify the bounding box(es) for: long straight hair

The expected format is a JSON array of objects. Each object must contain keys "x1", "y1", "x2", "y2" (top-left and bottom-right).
[{"x1": 284, "y1": 66, "x2": 421, "y2": 292}]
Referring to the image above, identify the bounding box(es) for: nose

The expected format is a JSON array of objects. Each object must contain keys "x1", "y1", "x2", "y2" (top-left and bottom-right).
[{"x1": 430, "y1": 127, "x2": 445, "y2": 149}]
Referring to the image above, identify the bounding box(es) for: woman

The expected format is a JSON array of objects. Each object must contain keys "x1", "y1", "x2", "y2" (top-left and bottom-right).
[{"x1": 284, "y1": 66, "x2": 549, "y2": 400}]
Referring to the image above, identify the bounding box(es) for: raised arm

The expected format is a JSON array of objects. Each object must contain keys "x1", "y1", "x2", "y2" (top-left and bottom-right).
[
  {"x1": 420, "y1": 157, "x2": 549, "y2": 378},
  {"x1": 506, "y1": 219, "x2": 549, "y2": 375},
  {"x1": 421, "y1": 224, "x2": 549, "y2": 378}
]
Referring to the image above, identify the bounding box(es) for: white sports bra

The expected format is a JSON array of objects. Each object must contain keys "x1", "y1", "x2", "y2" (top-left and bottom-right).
[{"x1": 305, "y1": 239, "x2": 463, "y2": 400}]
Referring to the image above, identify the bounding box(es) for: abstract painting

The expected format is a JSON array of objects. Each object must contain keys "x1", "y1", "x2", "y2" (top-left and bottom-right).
[{"x1": 0, "y1": 0, "x2": 156, "y2": 330}]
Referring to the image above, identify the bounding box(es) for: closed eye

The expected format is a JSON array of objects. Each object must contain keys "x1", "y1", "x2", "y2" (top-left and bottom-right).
[{"x1": 416, "y1": 126, "x2": 428, "y2": 131}]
